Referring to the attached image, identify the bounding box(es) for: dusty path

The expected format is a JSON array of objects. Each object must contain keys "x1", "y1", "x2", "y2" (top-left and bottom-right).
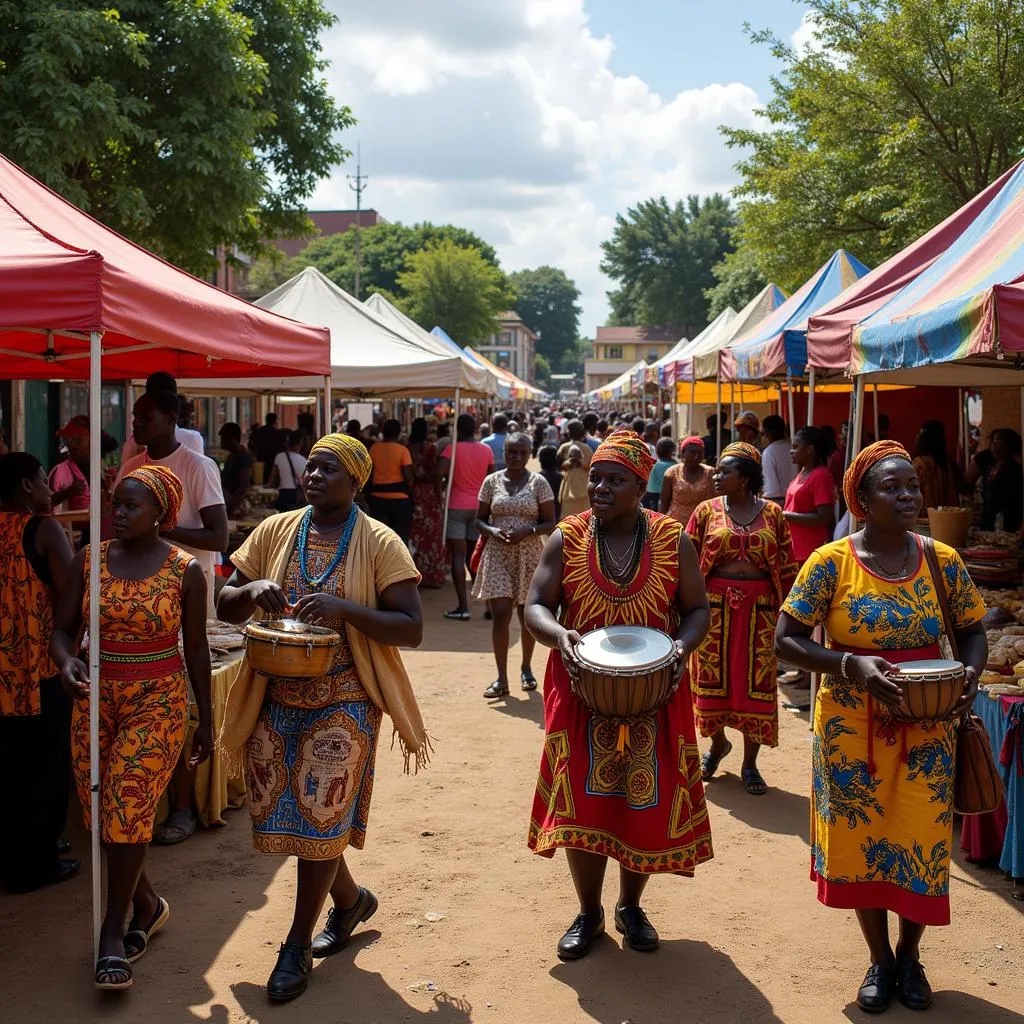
[{"x1": 2, "y1": 587, "x2": 1022, "y2": 1024}]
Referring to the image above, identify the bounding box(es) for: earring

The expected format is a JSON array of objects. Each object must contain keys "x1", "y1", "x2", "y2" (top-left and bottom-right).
[{"x1": 154, "y1": 520, "x2": 161, "y2": 527}]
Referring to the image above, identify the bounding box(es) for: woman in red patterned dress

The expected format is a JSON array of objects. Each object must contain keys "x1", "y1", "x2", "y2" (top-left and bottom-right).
[{"x1": 525, "y1": 430, "x2": 712, "y2": 961}]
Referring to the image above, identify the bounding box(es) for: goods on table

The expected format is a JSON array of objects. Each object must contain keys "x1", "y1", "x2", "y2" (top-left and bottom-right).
[
  {"x1": 963, "y1": 546, "x2": 1019, "y2": 587},
  {"x1": 207, "y1": 619, "x2": 246, "y2": 668}
]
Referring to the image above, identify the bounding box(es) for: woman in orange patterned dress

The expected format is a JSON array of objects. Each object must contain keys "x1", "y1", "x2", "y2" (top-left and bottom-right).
[
  {"x1": 52, "y1": 465, "x2": 212, "y2": 991},
  {"x1": 525, "y1": 430, "x2": 712, "y2": 961},
  {"x1": 686, "y1": 442, "x2": 798, "y2": 796}
]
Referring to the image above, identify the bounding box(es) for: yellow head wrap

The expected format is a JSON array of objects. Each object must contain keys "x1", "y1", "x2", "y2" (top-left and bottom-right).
[{"x1": 309, "y1": 433, "x2": 373, "y2": 490}]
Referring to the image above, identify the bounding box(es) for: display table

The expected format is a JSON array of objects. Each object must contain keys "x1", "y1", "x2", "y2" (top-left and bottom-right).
[{"x1": 961, "y1": 692, "x2": 1024, "y2": 878}]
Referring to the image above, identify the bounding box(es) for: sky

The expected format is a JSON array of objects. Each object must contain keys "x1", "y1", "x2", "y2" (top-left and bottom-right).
[{"x1": 312, "y1": 0, "x2": 812, "y2": 338}]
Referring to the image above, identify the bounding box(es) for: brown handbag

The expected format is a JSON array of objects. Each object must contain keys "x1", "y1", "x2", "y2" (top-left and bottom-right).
[{"x1": 922, "y1": 538, "x2": 1003, "y2": 815}]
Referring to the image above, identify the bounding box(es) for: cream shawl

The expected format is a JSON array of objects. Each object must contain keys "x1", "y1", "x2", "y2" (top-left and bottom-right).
[{"x1": 218, "y1": 507, "x2": 430, "y2": 771}]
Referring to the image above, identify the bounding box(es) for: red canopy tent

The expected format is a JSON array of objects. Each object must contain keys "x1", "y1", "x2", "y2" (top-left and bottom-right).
[{"x1": 0, "y1": 152, "x2": 330, "y2": 957}]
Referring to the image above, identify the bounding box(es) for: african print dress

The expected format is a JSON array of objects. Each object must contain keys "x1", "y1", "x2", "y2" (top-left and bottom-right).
[
  {"x1": 245, "y1": 514, "x2": 384, "y2": 860},
  {"x1": 528, "y1": 510, "x2": 714, "y2": 875},
  {"x1": 686, "y1": 498, "x2": 798, "y2": 746},
  {"x1": 782, "y1": 537, "x2": 986, "y2": 925},
  {"x1": 71, "y1": 543, "x2": 192, "y2": 844}
]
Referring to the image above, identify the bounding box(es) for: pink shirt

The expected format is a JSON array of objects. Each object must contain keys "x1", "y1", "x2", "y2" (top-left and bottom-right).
[
  {"x1": 49, "y1": 459, "x2": 89, "y2": 512},
  {"x1": 448, "y1": 441, "x2": 494, "y2": 510},
  {"x1": 784, "y1": 465, "x2": 836, "y2": 562}
]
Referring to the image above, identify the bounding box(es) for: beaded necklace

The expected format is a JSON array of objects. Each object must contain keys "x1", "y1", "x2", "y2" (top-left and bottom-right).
[{"x1": 296, "y1": 505, "x2": 357, "y2": 589}]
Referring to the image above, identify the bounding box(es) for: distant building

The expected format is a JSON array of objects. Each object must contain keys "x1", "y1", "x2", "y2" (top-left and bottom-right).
[
  {"x1": 478, "y1": 312, "x2": 538, "y2": 385},
  {"x1": 583, "y1": 326, "x2": 678, "y2": 394},
  {"x1": 274, "y1": 209, "x2": 381, "y2": 259}
]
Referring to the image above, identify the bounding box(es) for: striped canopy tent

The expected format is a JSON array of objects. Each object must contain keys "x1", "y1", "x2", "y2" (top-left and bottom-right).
[
  {"x1": 587, "y1": 360, "x2": 647, "y2": 403},
  {"x1": 724, "y1": 251, "x2": 870, "y2": 383},
  {"x1": 462, "y1": 343, "x2": 546, "y2": 400},
  {"x1": 644, "y1": 336, "x2": 690, "y2": 389}
]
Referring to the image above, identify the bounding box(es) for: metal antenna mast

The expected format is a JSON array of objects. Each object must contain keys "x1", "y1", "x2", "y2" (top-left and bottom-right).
[{"x1": 347, "y1": 144, "x2": 368, "y2": 298}]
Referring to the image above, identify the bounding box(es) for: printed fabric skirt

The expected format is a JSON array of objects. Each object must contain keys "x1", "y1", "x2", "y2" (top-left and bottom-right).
[
  {"x1": 528, "y1": 651, "x2": 714, "y2": 875},
  {"x1": 812, "y1": 644, "x2": 956, "y2": 926},
  {"x1": 690, "y1": 575, "x2": 779, "y2": 746},
  {"x1": 246, "y1": 695, "x2": 383, "y2": 860}
]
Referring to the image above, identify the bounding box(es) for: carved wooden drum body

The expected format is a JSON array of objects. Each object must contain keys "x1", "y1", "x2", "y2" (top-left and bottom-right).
[
  {"x1": 244, "y1": 619, "x2": 340, "y2": 679},
  {"x1": 891, "y1": 659, "x2": 966, "y2": 721}
]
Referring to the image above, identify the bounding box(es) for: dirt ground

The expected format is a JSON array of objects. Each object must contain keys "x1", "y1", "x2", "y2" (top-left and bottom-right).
[{"x1": 2, "y1": 586, "x2": 1022, "y2": 1024}]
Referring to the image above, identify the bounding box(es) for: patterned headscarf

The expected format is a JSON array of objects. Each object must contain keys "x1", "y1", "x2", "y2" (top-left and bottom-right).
[
  {"x1": 124, "y1": 465, "x2": 183, "y2": 532},
  {"x1": 843, "y1": 440, "x2": 912, "y2": 521},
  {"x1": 310, "y1": 432, "x2": 373, "y2": 490},
  {"x1": 592, "y1": 428, "x2": 656, "y2": 483},
  {"x1": 679, "y1": 435, "x2": 705, "y2": 456},
  {"x1": 720, "y1": 441, "x2": 762, "y2": 466}
]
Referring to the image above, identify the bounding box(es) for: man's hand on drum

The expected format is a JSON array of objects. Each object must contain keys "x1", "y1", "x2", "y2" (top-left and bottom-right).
[
  {"x1": 558, "y1": 629, "x2": 583, "y2": 672},
  {"x1": 248, "y1": 579, "x2": 290, "y2": 615},
  {"x1": 292, "y1": 593, "x2": 347, "y2": 628}
]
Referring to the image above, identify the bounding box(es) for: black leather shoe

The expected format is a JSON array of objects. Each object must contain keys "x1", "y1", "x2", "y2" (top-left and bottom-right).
[
  {"x1": 556, "y1": 910, "x2": 605, "y2": 961},
  {"x1": 857, "y1": 962, "x2": 897, "y2": 1013},
  {"x1": 897, "y1": 956, "x2": 933, "y2": 1010},
  {"x1": 311, "y1": 888, "x2": 379, "y2": 959},
  {"x1": 614, "y1": 904, "x2": 659, "y2": 951},
  {"x1": 267, "y1": 941, "x2": 312, "y2": 1003}
]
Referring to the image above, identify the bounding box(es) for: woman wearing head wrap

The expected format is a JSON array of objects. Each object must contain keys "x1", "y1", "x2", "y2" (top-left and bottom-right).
[
  {"x1": 776, "y1": 442, "x2": 987, "y2": 1013},
  {"x1": 51, "y1": 464, "x2": 211, "y2": 991},
  {"x1": 525, "y1": 429, "x2": 713, "y2": 961},
  {"x1": 216, "y1": 433, "x2": 428, "y2": 1003},
  {"x1": 685, "y1": 441, "x2": 799, "y2": 796},
  {"x1": 660, "y1": 435, "x2": 714, "y2": 525}
]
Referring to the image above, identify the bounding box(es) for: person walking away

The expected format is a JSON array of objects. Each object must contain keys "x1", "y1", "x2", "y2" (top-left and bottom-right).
[
  {"x1": 438, "y1": 414, "x2": 493, "y2": 620},
  {"x1": 216, "y1": 433, "x2": 427, "y2": 1003},
  {"x1": 537, "y1": 445, "x2": 563, "y2": 521},
  {"x1": 253, "y1": 413, "x2": 285, "y2": 481},
  {"x1": 525, "y1": 430, "x2": 713, "y2": 959},
  {"x1": 0, "y1": 453, "x2": 78, "y2": 894},
  {"x1": 644, "y1": 437, "x2": 676, "y2": 510},
  {"x1": 643, "y1": 421, "x2": 661, "y2": 457},
  {"x1": 686, "y1": 442, "x2": 798, "y2": 795},
  {"x1": 482, "y1": 414, "x2": 509, "y2": 472},
  {"x1": 558, "y1": 439, "x2": 590, "y2": 520},
  {"x1": 120, "y1": 372, "x2": 204, "y2": 465},
  {"x1": 218, "y1": 422, "x2": 254, "y2": 518},
  {"x1": 581, "y1": 412, "x2": 602, "y2": 452},
  {"x1": 660, "y1": 437, "x2": 714, "y2": 526},
  {"x1": 761, "y1": 414, "x2": 796, "y2": 504},
  {"x1": 473, "y1": 434, "x2": 555, "y2": 698},
  {"x1": 544, "y1": 415, "x2": 560, "y2": 446},
  {"x1": 407, "y1": 417, "x2": 447, "y2": 587},
  {"x1": 52, "y1": 465, "x2": 212, "y2": 990},
  {"x1": 269, "y1": 431, "x2": 307, "y2": 512},
  {"x1": 775, "y1": 442, "x2": 986, "y2": 1013},
  {"x1": 701, "y1": 412, "x2": 731, "y2": 464},
  {"x1": 913, "y1": 420, "x2": 962, "y2": 511},
  {"x1": 367, "y1": 419, "x2": 414, "y2": 545},
  {"x1": 118, "y1": 391, "x2": 227, "y2": 845}
]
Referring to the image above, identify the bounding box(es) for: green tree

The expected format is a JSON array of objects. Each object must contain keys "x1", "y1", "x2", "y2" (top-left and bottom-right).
[
  {"x1": 289, "y1": 220, "x2": 499, "y2": 299},
  {"x1": 0, "y1": 0, "x2": 351, "y2": 274},
  {"x1": 705, "y1": 246, "x2": 768, "y2": 318},
  {"x1": 397, "y1": 241, "x2": 512, "y2": 344},
  {"x1": 533, "y1": 353, "x2": 553, "y2": 388},
  {"x1": 508, "y1": 266, "x2": 582, "y2": 370},
  {"x1": 600, "y1": 195, "x2": 736, "y2": 336},
  {"x1": 723, "y1": 0, "x2": 1024, "y2": 290}
]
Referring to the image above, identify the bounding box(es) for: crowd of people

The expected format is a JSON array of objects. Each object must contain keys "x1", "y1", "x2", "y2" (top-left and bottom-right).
[{"x1": 0, "y1": 388, "x2": 1014, "y2": 1014}]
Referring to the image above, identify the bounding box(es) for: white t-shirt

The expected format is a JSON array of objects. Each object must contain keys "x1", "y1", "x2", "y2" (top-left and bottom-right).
[
  {"x1": 273, "y1": 450, "x2": 306, "y2": 488},
  {"x1": 116, "y1": 444, "x2": 225, "y2": 582},
  {"x1": 121, "y1": 426, "x2": 204, "y2": 467},
  {"x1": 762, "y1": 438, "x2": 796, "y2": 502}
]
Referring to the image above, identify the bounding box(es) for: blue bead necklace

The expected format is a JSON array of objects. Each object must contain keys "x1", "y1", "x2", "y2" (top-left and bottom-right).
[{"x1": 296, "y1": 505, "x2": 357, "y2": 589}]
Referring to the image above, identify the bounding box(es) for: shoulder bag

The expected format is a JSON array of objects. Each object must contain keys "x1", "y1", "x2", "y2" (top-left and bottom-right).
[{"x1": 922, "y1": 537, "x2": 1003, "y2": 815}]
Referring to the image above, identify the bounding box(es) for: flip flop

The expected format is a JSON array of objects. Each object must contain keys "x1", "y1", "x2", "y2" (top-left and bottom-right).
[
  {"x1": 95, "y1": 955, "x2": 133, "y2": 991},
  {"x1": 700, "y1": 740, "x2": 733, "y2": 781},
  {"x1": 153, "y1": 810, "x2": 197, "y2": 846},
  {"x1": 124, "y1": 896, "x2": 170, "y2": 963},
  {"x1": 521, "y1": 669, "x2": 538, "y2": 691},
  {"x1": 742, "y1": 768, "x2": 768, "y2": 796}
]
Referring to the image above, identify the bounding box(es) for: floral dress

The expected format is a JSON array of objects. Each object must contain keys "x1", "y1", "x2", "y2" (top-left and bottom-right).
[
  {"x1": 472, "y1": 472, "x2": 554, "y2": 604},
  {"x1": 408, "y1": 441, "x2": 446, "y2": 586}
]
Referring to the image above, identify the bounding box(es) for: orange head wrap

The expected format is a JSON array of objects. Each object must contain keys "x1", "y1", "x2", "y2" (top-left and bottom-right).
[
  {"x1": 124, "y1": 464, "x2": 184, "y2": 532},
  {"x1": 843, "y1": 440, "x2": 912, "y2": 522},
  {"x1": 720, "y1": 441, "x2": 762, "y2": 465},
  {"x1": 592, "y1": 428, "x2": 656, "y2": 483}
]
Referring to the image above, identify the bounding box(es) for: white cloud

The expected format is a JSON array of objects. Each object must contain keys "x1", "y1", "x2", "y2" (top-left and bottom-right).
[{"x1": 315, "y1": 0, "x2": 768, "y2": 335}]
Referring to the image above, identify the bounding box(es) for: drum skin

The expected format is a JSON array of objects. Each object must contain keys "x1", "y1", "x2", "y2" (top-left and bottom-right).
[
  {"x1": 244, "y1": 620, "x2": 339, "y2": 679},
  {"x1": 892, "y1": 661, "x2": 965, "y2": 722}
]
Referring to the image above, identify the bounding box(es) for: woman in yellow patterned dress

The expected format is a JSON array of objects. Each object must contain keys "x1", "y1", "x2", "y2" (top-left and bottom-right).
[
  {"x1": 52, "y1": 465, "x2": 212, "y2": 991},
  {"x1": 218, "y1": 433, "x2": 428, "y2": 1004},
  {"x1": 776, "y1": 442, "x2": 987, "y2": 1013}
]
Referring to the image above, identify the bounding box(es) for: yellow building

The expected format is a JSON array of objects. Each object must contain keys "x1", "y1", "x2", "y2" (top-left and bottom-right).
[{"x1": 583, "y1": 326, "x2": 679, "y2": 394}]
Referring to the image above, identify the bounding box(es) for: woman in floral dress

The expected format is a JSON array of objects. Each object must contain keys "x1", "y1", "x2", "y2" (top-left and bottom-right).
[
  {"x1": 473, "y1": 433, "x2": 555, "y2": 698},
  {"x1": 407, "y1": 418, "x2": 446, "y2": 587}
]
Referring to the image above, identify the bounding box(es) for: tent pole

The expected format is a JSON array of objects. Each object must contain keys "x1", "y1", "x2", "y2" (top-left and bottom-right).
[
  {"x1": 851, "y1": 376, "x2": 866, "y2": 465},
  {"x1": 873, "y1": 383, "x2": 880, "y2": 441},
  {"x1": 786, "y1": 370, "x2": 796, "y2": 441},
  {"x1": 716, "y1": 377, "x2": 722, "y2": 459},
  {"x1": 729, "y1": 381, "x2": 736, "y2": 439},
  {"x1": 88, "y1": 331, "x2": 103, "y2": 958},
  {"x1": 688, "y1": 380, "x2": 695, "y2": 437},
  {"x1": 322, "y1": 375, "x2": 332, "y2": 435},
  {"x1": 807, "y1": 367, "x2": 816, "y2": 427},
  {"x1": 442, "y1": 387, "x2": 460, "y2": 542}
]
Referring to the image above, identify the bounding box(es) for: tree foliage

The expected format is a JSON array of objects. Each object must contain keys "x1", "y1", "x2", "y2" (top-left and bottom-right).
[
  {"x1": 0, "y1": 0, "x2": 351, "y2": 274},
  {"x1": 397, "y1": 241, "x2": 512, "y2": 345},
  {"x1": 723, "y1": 0, "x2": 1024, "y2": 290},
  {"x1": 705, "y1": 246, "x2": 769, "y2": 319},
  {"x1": 508, "y1": 266, "x2": 582, "y2": 371},
  {"x1": 600, "y1": 195, "x2": 736, "y2": 337}
]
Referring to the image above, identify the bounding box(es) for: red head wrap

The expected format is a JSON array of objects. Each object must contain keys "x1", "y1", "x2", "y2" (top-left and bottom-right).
[
  {"x1": 592, "y1": 428, "x2": 656, "y2": 483},
  {"x1": 124, "y1": 464, "x2": 184, "y2": 533},
  {"x1": 679, "y1": 435, "x2": 705, "y2": 456},
  {"x1": 842, "y1": 440, "x2": 912, "y2": 522},
  {"x1": 720, "y1": 441, "x2": 762, "y2": 465}
]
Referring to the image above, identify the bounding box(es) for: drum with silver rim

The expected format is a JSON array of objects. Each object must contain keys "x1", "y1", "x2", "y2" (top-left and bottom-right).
[
  {"x1": 890, "y1": 659, "x2": 965, "y2": 721},
  {"x1": 244, "y1": 619, "x2": 340, "y2": 679}
]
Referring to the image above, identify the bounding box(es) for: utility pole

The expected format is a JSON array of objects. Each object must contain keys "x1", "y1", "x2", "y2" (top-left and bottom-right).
[{"x1": 347, "y1": 144, "x2": 368, "y2": 299}]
